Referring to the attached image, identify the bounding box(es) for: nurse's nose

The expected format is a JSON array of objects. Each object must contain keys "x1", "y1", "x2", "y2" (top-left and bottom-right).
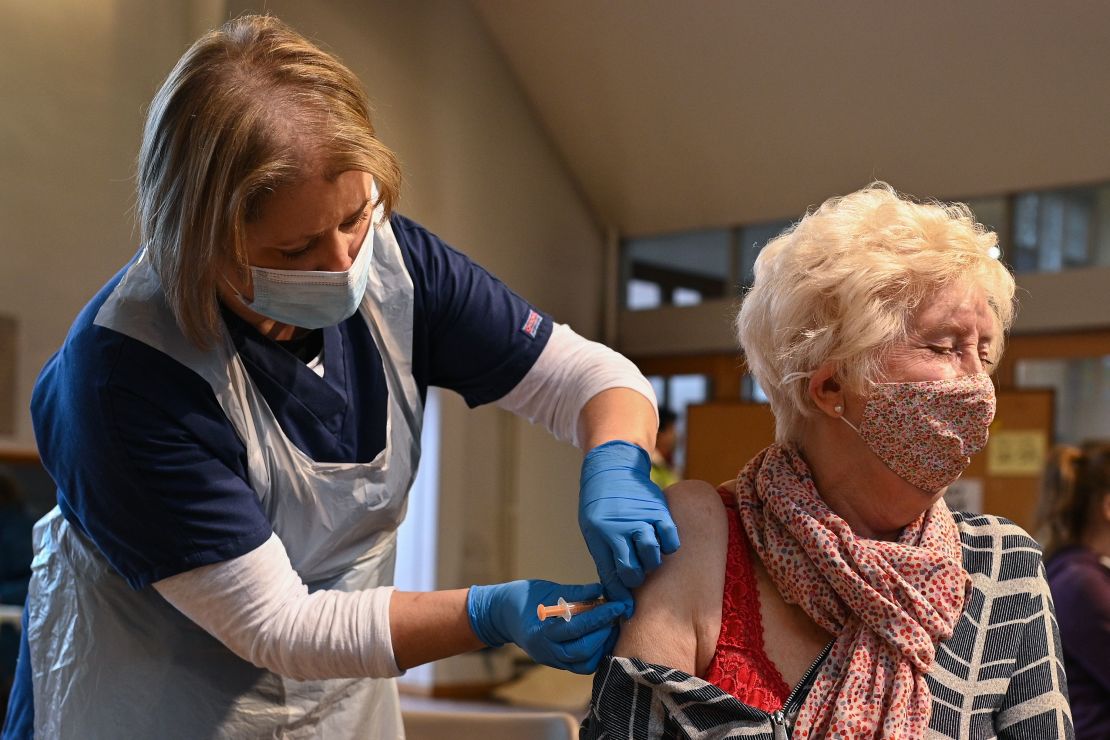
[{"x1": 316, "y1": 231, "x2": 358, "y2": 272}]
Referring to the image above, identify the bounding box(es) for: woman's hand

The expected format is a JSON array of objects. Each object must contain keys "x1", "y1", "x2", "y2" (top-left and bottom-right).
[
  {"x1": 578, "y1": 440, "x2": 681, "y2": 615},
  {"x1": 466, "y1": 581, "x2": 624, "y2": 674}
]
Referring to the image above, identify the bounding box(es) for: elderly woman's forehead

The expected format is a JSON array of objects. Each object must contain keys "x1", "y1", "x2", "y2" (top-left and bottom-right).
[{"x1": 909, "y1": 284, "x2": 997, "y2": 334}]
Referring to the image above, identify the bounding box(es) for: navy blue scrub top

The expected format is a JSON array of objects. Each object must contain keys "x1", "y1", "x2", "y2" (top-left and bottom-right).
[{"x1": 28, "y1": 213, "x2": 552, "y2": 591}]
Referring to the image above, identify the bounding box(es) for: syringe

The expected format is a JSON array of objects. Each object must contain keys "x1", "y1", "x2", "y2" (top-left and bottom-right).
[{"x1": 536, "y1": 596, "x2": 605, "y2": 622}]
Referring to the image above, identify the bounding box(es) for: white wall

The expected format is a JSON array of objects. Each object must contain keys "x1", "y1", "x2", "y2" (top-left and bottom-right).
[
  {"x1": 475, "y1": 1, "x2": 1110, "y2": 238},
  {"x1": 0, "y1": 1, "x2": 207, "y2": 448}
]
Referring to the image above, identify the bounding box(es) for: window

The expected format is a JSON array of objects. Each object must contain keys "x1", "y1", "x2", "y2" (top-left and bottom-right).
[
  {"x1": 621, "y1": 220, "x2": 798, "y2": 311},
  {"x1": 672, "y1": 286, "x2": 702, "y2": 307},
  {"x1": 965, "y1": 196, "x2": 1008, "y2": 261},
  {"x1": 620, "y1": 182, "x2": 1110, "y2": 316},
  {"x1": 1015, "y1": 356, "x2": 1110, "y2": 445},
  {"x1": 1010, "y1": 185, "x2": 1110, "y2": 273},
  {"x1": 741, "y1": 374, "x2": 770, "y2": 404},
  {"x1": 650, "y1": 373, "x2": 711, "y2": 475},
  {"x1": 394, "y1": 389, "x2": 441, "y2": 691},
  {"x1": 626, "y1": 279, "x2": 662, "y2": 311},
  {"x1": 622, "y1": 230, "x2": 731, "y2": 310},
  {"x1": 736, "y1": 218, "x2": 793, "y2": 288}
]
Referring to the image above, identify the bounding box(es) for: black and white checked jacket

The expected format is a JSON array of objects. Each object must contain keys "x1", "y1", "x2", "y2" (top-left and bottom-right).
[{"x1": 581, "y1": 513, "x2": 1074, "y2": 739}]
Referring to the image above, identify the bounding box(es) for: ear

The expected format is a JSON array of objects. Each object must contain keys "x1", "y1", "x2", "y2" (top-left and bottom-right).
[
  {"x1": 808, "y1": 361, "x2": 846, "y2": 419},
  {"x1": 1101, "y1": 492, "x2": 1110, "y2": 525}
]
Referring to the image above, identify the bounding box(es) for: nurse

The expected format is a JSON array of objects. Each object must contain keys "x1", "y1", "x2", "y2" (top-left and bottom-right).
[{"x1": 1, "y1": 15, "x2": 676, "y2": 739}]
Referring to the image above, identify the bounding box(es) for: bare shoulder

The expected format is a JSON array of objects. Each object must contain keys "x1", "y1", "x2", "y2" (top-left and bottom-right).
[
  {"x1": 613, "y1": 479, "x2": 728, "y2": 675},
  {"x1": 665, "y1": 480, "x2": 729, "y2": 537}
]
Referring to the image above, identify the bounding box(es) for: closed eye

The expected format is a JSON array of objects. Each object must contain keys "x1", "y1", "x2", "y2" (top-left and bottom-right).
[
  {"x1": 927, "y1": 345, "x2": 995, "y2": 368},
  {"x1": 280, "y1": 240, "x2": 316, "y2": 261},
  {"x1": 340, "y1": 209, "x2": 369, "y2": 232}
]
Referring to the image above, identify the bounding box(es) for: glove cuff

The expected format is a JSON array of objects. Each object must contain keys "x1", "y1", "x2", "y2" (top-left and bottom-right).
[
  {"x1": 466, "y1": 585, "x2": 507, "y2": 648},
  {"x1": 580, "y1": 440, "x2": 651, "y2": 488}
]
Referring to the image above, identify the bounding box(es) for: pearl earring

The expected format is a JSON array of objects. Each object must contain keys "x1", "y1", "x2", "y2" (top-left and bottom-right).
[{"x1": 834, "y1": 404, "x2": 843, "y2": 414}]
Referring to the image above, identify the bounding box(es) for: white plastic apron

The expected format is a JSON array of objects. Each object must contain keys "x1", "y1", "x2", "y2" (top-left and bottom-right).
[{"x1": 25, "y1": 213, "x2": 422, "y2": 739}]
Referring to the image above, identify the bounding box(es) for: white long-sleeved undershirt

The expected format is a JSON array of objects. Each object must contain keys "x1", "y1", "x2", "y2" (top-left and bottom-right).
[
  {"x1": 153, "y1": 322, "x2": 657, "y2": 680},
  {"x1": 496, "y1": 322, "x2": 658, "y2": 447},
  {"x1": 155, "y1": 533, "x2": 399, "y2": 681}
]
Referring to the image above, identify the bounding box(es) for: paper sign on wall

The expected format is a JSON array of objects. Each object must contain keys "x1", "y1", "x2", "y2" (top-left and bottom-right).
[{"x1": 987, "y1": 430, "x2": 1048, "y2": 477}]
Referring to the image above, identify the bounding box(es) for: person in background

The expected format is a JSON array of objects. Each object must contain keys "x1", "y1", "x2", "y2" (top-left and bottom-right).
[
  {"x1": 2, "y1": 15, "x2": 675, "y2": 739},
  {"x1": 583, "y1": 183, "x2": 1073, "y2": 738},
  {"x1": 0, "y1": 474, "x2": 32, "y2": 722},
  {"x1": 650, "y1": 407, "x2": 681, "y2": 489},
  {"x1": 1039, "y1": 443, "x2": 1110, "y2": 739}
]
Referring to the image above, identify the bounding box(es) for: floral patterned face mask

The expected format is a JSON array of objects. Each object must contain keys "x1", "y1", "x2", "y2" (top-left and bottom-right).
[{"x1": 841, "y1": 373, "x2": 996, "y2": 492}]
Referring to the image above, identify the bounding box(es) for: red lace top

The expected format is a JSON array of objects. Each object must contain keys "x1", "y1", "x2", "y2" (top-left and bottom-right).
[{"x1": 701, "y1": 486, "x2": 791, "y2": 712}]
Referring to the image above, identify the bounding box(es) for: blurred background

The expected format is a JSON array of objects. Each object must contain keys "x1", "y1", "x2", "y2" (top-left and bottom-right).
[{"x1": 2, "y1": 0, "x2": 1108, "y2": 722}]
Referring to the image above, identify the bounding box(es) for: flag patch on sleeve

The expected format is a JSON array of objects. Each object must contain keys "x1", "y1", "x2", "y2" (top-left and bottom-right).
[{"x1": 521, "y1": 309, "x2": 543, "y2": 338}]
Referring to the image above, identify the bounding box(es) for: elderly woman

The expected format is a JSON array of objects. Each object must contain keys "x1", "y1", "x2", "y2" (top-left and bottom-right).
[
  {"x1": 582, "y1": 184, "x2": 1073, "y2": 739},
  {"x1": 1040, "y1": 443, "x2": 1110, "y2": 739}
]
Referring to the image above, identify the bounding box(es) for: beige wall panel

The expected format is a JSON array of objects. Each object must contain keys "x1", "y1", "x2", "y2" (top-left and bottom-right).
[
  {"x1": 508, "y1": 417, "x2": 595, "y2": 585},
  {"x1": 1011, "y1": 268, "x2": 1110, "y2": 334},
  {"x1": 0, "y1": 1, "x2": 209, "y2": 445},
  {"x1": 475, "y1": 1, "x2": 1110, "y2": 236}
]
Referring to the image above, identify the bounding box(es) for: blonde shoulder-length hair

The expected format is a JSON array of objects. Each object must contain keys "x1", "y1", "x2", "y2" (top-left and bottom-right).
[
  {"x1": 137, "y1": 14, "x2": 401, "y2": 348},
  {"x1": 736, "y1": 182, "x2": 1016, "y2": 444}
]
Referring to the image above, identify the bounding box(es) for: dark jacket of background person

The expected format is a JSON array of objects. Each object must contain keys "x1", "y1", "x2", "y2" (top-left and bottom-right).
[
  {"x1": 0, "y1": 475, "x2": 33, "y2": 722},
  {"x1": 1040, "y1": 444, "x2": 1110, "y2": 740}
]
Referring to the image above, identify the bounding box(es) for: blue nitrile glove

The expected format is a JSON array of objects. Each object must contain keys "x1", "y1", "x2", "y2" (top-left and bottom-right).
[
  {"x1": 579, "y1": 440, "x2": 680, "y2": 617},
  {"x1": 467, "y1": 580, "x2": 625, "y2": 674}
]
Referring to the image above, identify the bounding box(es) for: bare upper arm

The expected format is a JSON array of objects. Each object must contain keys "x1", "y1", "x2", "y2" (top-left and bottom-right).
[{"x1": 613, "y1": 480, "x2": 728, "y2": 675}]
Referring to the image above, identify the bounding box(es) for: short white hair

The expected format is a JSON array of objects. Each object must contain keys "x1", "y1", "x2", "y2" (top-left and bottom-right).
[{"x1": 736, "y1": 182, "x2": 1016, "y2": 443}]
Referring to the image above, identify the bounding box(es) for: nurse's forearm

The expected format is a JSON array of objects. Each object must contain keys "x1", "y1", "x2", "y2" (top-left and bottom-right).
[
  {"x1": 578, "y1": 387, "x2": 657, "y2": 453},
  {"x1": 157, "y1": 536, "x2": 491, "y2": 678},
  {"x1": 155, "y1": 534, "x2": 403, "y2": 680},
  {"x1": 389, "y1": 589, "x2": 485, "y2": 670}
]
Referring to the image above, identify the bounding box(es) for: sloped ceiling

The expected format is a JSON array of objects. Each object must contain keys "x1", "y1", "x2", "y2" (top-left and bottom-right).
[{"x1": 472, "y1": 1, "x2": 1110, "y2": 236}]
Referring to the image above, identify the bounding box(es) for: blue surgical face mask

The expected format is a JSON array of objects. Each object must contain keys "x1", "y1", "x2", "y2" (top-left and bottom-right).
[{"x1": 240, "y1": 224, "x2": 374, "y2": 329}]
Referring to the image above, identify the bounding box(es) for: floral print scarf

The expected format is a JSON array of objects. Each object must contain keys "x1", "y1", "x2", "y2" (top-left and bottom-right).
[{"x1": 734, "y1": 443, "x2": 971, "y2": 739}]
